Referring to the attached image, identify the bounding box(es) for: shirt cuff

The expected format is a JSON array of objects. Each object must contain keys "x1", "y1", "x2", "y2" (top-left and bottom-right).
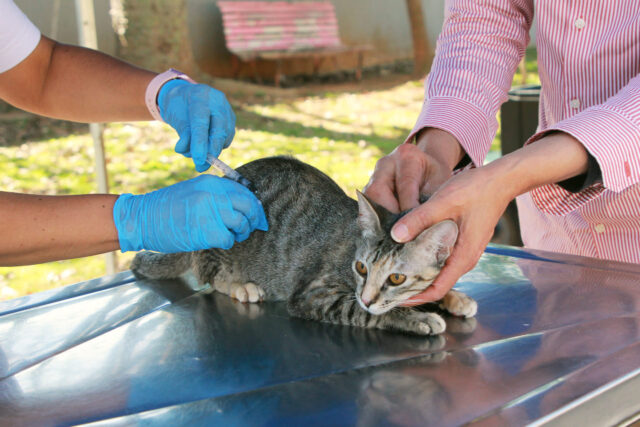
[
  {"x1": 523, "y1": 130, "x2": 607, "y2": 216},
  {"x1": 547, "y1": 108, "x2": 639, "y2": 193},
  {"x1": 523, "y1": 105, "x2": 640, "y2": 215},
  {"x1": 405, "y1": 97, "x2": 495, "y2": 168}
]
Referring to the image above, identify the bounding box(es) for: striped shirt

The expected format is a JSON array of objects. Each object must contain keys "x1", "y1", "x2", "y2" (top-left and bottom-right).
[{"x1": 407, "y1": 0, "x2": 640, "y2": 264}]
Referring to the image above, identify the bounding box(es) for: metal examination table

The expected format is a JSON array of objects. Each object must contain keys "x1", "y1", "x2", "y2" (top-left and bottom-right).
[{"x1": 1, "y1": 245, "x2": 640, "y2": 426}]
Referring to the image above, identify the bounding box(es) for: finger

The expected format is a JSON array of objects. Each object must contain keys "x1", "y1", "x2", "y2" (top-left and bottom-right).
[
  {"x1": 223, "y1": 106, "x2": 236, "y2": 149},
  {"x1": 205, "y1": 225, "x2": 235, "y2": 250},
  {"x1": 402, "y1": 239, "x2": 480, "y2": 305},
  {"x1": 401, "y1": 286, "x2": 442, "y2": 306},
  {"x1": 402, "y1": 263, "x2": 462, "y2": 305},
  {"x1": 364, "y1": 159, "x2": 400, "y2": 212},
  {"x1": 190, "y1": 108, "x2": 210, "y2": 171},
  {"x1": 226, "y1": 185, "x2": 269, "y2": 232},
  {"x1": 208, "y1": 115, "x2": 226, "y2": 159},
  {"x1": 228, "y1": 213, "x2": 252, "y2": 242},
  {"x1": 199, "y1": 198, "x2": 235, "y2": 250},
  {"x1": 394, "y1": 146, "x2": 425, "y2": 211},
  {"x1": 214, "y1": 229, "x2": 235, "y2": 250},
  {"x1": 212, "y1": 191, "x2": 252, "y2": 240},
  {"x1": 174, "y1": 128, "x2": 191, "y2": 156},
  {"x1": 400, "y1": 258, "x2": 464, "y2": 307},
  {"x1": 390, "y1": 201, "x2": 442, "y2": 243},
  {"x1": 223, "y1": 124, "x2": 236, "y2": 150},
  {"x1": 195, "y1": 162, "x2": 209, "y2": 173}
]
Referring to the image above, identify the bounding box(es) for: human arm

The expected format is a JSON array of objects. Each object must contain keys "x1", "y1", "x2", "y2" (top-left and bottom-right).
[
  {"x1": 0, "y1": 35, "x2": 155, "y2": 122},
  {"x1": 523, "y1": 72, "x2": 640, "y2": 215},
  {"x1": 405, "y1": 0, "x2": 535, "y2": 168},
  {"x1": 0, "y1": 192, "x2": 120, "y2": 266},
  {"x1": 0, "y1": 176, "x2": 268, "y2": 267},
  {"x1": 366, "y1": 0, "x2": 534, "y2": 212},
  {"x1": 0, "y1": 34, "x2": 235, "y2": 171}
]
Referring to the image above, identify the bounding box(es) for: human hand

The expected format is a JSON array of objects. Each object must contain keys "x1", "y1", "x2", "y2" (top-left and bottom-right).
[
  {"x1": 392, "y1": 165, "x2": 513, "y2": 305},
  {"x1": 389, "y1": 131, "x2": 593, "y2": 305},
  {"x1": 113, "y1": 175, "x2": 268, "y2": 253},
  {"x1": 158, "y1": 80, "x2": 236, "y2": 172},
  {"x1": 364, "y1": 128, "x2": 464, "y2": 213}
]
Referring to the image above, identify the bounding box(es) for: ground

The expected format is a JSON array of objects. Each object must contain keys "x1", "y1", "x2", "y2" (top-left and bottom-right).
[{"x1": 0, "y1": 51, "x2": 539, "y2": 300}]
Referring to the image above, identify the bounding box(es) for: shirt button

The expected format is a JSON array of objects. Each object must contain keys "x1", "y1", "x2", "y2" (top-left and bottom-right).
[
  {"x1": 595, "y1": 223, "x2": 606, "y2": 233},
  {"x1": 570, "y1": 98, "x2": 581, "y2": 109},
  {"x1": 575, "y1": 18, "x2": 586, "y2": 30}
]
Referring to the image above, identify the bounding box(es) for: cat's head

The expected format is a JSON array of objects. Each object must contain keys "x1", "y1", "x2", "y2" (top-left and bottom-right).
[{"x1": 353, "y1": 191, "x2": 458, "y2": 315}]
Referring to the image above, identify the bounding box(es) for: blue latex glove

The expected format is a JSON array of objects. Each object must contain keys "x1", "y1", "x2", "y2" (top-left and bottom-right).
[
  {"x1": 158, "y1": 79, "x2": 236, "y2": 172},
  {"x1": 113, "y1": 175, "x2": 268, "y2": 253}
]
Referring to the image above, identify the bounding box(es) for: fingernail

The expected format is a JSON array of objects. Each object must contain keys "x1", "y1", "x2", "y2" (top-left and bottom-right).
[{"x1": 391, "y1": 224, "x2": 409, "y2": 242}]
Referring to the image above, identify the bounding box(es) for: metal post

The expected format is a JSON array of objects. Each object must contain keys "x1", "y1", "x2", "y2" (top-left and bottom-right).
[{"x1": 75, "y1": 0, "x2": 117, "y2": 275}]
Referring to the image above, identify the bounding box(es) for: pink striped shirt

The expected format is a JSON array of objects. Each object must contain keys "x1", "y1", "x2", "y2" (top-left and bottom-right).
[{"x1": 407, "y1": 0, "x2": 640, "y2": 264}]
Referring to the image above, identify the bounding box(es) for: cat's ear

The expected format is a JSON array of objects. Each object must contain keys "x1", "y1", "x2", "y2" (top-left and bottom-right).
[
  {"x1": 412, "y1": 220, "x2": 458, "y2": 266},
  {"x1": 356, "y1": 191, "x2": 383, "y2": 237}
]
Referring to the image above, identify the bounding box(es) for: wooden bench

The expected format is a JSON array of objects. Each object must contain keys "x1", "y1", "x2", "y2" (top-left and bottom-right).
[{"x1": 218, "y1": 1, "x2": 371, "y2": 86}]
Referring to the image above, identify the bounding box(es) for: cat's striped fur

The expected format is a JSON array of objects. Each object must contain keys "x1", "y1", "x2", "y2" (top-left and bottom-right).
[{"x1": 132, "y1": 156, "x2": 476, "y2": 335}]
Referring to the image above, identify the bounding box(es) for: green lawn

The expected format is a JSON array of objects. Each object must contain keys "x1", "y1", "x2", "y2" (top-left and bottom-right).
[{"x1": 0, "y1": 49, "x2": 538, "y2": 300}]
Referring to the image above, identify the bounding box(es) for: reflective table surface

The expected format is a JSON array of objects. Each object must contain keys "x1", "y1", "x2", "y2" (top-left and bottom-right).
[{"x1": 2, "y1": 245, "x2": 640, "y2": 426}]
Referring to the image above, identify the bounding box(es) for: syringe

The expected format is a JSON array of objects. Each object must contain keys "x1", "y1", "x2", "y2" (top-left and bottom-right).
[{"x1": 205, "y1": 154, "x2": 255, "y2": 192}]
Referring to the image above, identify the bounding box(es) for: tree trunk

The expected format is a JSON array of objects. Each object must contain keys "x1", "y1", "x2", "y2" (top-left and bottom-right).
[
  {"x1": 405, "y1": 0, "x2": 433, "y2": 78},
  {"x1": 117, "y1": 0, "x2": 198, "y2": 78}
]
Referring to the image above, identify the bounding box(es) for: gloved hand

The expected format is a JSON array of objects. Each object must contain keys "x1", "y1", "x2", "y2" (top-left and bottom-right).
[
  {"x1": 158, "y1": 79, "x2": 236, "y2": 172},
  {"x1": 113, "y1": 175, "x2": 268, "y2": 253}
]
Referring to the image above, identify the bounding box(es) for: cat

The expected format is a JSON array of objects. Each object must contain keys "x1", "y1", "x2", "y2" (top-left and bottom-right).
[{"x1": 131, "y1": 156, "x2": 477, "y2": 335}]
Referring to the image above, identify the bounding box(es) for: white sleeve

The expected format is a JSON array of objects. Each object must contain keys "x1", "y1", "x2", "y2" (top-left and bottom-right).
[{"x1": 0, "y1": 0, "x2": 41, "y2": 73}]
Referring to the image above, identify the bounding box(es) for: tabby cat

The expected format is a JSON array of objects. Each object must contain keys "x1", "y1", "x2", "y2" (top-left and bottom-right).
[{"x1": 132, "y1": 156, "x2": 477, "y2": 335}]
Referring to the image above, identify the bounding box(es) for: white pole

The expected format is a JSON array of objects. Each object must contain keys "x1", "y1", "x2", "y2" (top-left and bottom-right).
[{"x1": 75, "y1": 0, "x2": 117, "y2": 275}]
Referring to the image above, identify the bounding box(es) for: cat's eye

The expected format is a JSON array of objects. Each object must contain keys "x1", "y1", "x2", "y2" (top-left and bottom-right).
[
  {"x1": 388, "y1": 273, "x2": 406, "y2": 285},
  {"x1": 355, "y1": 261, "x2": 368, "y2": 275}
]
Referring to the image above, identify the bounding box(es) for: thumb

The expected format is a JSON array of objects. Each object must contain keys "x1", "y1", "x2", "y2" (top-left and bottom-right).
[{"x1": 390, "y1": 201, "x2": 445, "y2": 243}]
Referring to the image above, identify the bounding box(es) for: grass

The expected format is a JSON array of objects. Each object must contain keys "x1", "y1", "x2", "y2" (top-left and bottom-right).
[{"x1": 0, "y1": 49, "x2": 538, "y2": 300}]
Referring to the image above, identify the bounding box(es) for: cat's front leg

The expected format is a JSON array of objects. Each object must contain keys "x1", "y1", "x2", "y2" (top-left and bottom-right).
[
  {"x1": 439, "y1": 289, "x2": 477, "y2": 318},
  {"x1": 287, "y1": 278, "x2": 446, "y2": 336}
]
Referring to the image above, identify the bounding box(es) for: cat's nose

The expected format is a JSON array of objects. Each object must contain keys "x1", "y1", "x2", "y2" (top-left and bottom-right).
[{"x1": 361, "y1": 296, "x2": 371, "y2": 307}]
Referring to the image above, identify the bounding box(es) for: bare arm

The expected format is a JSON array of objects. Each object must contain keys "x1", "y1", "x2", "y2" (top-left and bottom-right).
[
  {"x1": 0, "y1": 35, "x2": 155, "y2": 122},
  {"x1": 0, "y1": 192, "x2": 119, "y2": 266}
]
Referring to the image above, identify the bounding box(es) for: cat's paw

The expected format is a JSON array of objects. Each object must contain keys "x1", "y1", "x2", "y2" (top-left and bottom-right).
[
  {"x1": 440, "y1": 289, "x2": 477, "y2": 318},
  {"x1": 390, "y1": 311, "x2": 446, "y2": 336},
  {"x1": 229, "y1": 282, "x2": 265, "y2": 303},
  {"x1": 415, "y1": 312, "x2": 447, "y2": 335}
]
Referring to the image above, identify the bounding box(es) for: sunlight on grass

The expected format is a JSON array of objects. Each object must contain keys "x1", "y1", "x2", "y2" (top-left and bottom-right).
[
  {"x1": 0, "y1": 50, "x2": 539, "y2": 299},
  {"x1": 0, "y1": 81, "x2": 418, "y2": 298}
]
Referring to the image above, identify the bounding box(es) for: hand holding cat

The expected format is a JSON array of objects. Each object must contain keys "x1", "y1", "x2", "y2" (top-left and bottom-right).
[
  {"x1": 113, "y1": 175, "x2": 268, "y2": 253},
  {"x1": 390, "y1": 165, "x2": 512, "y2": 304},
  {"x1": 158, "y1": 79, "x2": 236, "y2": 173},
  {"x1": 382, "y1": 132, "x2": 590, "y2": 305},
  {"x1": 365, "y1": 127, "x2": 504, "y2": 304},
  {"x1": 364, "y1": 128, "x2": 464, "y2": 213}
]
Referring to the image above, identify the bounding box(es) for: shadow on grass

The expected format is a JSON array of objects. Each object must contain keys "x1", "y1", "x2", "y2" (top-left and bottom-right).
[
  {"x1": 0, "y1": 115, "x2": 89, "y2": 148},
  {"x1": 235, "y1": 108, "x2": 405, "y2": 154}
]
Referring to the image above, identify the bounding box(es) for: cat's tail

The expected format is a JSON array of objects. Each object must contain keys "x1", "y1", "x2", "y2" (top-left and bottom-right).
[{"x1": 130, "y1": 251, "x2": 192, "y2": 279}]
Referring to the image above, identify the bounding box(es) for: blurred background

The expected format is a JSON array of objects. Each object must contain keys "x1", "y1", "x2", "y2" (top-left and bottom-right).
[{"x1": 0, "y1": 0, "x2": 539, "y2": 299}]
